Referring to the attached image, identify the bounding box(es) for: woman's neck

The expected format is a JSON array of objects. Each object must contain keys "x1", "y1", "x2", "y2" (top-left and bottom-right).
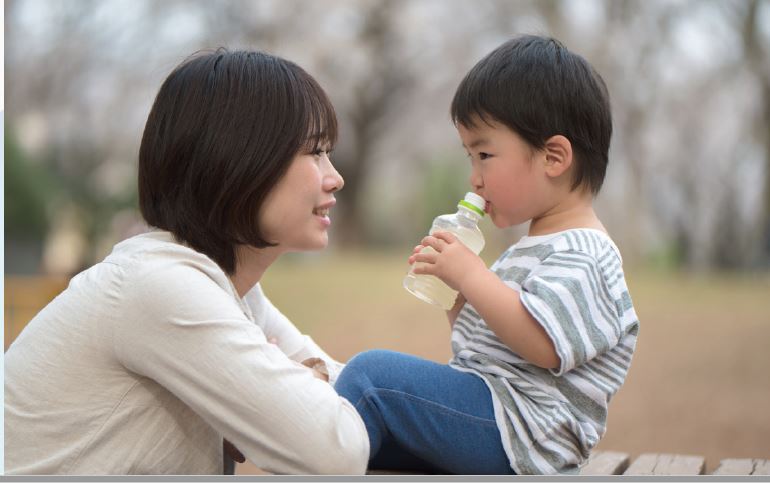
[{"x1": 229, "y1": 245, "x2": 283, "y2": 298}]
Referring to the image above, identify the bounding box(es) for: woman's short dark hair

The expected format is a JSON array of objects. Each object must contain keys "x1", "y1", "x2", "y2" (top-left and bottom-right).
[
  {"x1": 451, "y1": 35, "x2": 612, "y2": 195},
  {"x1": 139, "y1": 49, "x2": 337, "y2": 274}
]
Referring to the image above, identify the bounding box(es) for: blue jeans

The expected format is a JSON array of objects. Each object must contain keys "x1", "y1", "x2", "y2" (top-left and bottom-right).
[{"x1": 334, "y1": 349, "x2": 514, "y2": 474}]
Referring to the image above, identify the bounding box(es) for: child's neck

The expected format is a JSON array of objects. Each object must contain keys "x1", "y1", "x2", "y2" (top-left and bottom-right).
[{"x1": 528, "y1": 190, "x2": 605, "y2": 237}]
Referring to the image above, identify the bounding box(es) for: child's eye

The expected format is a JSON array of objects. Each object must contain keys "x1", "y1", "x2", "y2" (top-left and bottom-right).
[{"x1": 465, "y1": 151, "x2": 491, "y2": 162}]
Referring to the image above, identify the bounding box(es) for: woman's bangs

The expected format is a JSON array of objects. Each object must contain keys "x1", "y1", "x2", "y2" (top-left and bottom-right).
[{"x1": 300, "y1": 78, "x2": 338, "y2": 153}]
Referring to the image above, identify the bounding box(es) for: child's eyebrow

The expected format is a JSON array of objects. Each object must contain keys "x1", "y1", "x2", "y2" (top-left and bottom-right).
[{"x1": 464, "y1": 138, "x2": 490, "y2": 150}]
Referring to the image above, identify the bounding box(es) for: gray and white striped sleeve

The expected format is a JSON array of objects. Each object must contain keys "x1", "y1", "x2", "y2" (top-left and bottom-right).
[{"x1": 518, "y1": 250, "x2": 623, "y2": 376}]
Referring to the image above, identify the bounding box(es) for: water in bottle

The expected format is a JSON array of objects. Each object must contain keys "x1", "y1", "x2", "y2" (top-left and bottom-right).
[{"x1": 403, "y1": 192, "x2": 486, "y2": 309}]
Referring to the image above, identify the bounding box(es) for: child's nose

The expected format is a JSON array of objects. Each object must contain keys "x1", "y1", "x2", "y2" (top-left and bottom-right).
[{"x1": 469, "y1": 170, "x2": 483, "y2": 191}]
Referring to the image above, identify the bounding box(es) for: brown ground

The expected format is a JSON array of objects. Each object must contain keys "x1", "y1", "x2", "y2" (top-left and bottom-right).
[
  {"x1": 238, "y1": 254, "x2": 770, "y2": 474},
  {"x1": 6, "y1": 253, "x2": 770, "y2": 475}
]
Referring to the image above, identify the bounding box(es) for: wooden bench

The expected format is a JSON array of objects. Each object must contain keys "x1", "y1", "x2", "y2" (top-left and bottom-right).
[
  {"x1": 365, "y1": 451, "x2": 770, "y2": 476},
  {"x1": 577, "y1": 451, "x2": 768, "y2": 476}
]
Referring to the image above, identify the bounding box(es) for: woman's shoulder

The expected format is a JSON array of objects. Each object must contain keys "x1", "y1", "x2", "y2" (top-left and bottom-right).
[
  {"x1": 108, "y1": 230, "x2": 236, "y2": 302},
  {"x1": 109, "y1": 230, "x2": 222, "y2": 270}
]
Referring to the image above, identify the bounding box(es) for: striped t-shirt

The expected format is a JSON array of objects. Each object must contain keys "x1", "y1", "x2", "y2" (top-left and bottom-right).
[{"x1": 449, "y1": 228, "x2": 639, "y2": 475}]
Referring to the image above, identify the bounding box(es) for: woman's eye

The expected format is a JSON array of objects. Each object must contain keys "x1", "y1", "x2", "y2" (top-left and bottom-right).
[
  {"x1": 313, "y1": 147, "x2": 332, "y2": 158},
  {"x1": 478, "y1": 152, "x2": 491, "y2": 160}
]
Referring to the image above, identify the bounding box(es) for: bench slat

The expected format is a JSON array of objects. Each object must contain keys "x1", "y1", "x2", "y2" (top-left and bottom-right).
[
  {"x1": 580, "y1": 451, "x2": 631, "y2": 475},
  {"x1": 625, "y1": 453, "x2": 705, "y2": 475},
  {"x1": 713, "y1": 459, "x2": 770, "y2": 475}
]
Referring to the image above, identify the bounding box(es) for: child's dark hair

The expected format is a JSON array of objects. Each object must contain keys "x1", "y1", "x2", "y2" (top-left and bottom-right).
[
  {"x1": 451, "y1": 35, "x2": 611, "y2": 195},
  {"x1": 138, "y1": 48, "x2": 337, "y2": 273}
]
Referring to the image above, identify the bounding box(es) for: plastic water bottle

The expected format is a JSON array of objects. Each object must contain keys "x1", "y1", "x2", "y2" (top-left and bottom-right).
[{"x1": 403, "y1": 192, "x2": 486, "y2": 309}]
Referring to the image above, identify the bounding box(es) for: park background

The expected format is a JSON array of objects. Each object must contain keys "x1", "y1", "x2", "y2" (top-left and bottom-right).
[{"x1": 4, "y1": 0, "x2": 770, "y2": 474}]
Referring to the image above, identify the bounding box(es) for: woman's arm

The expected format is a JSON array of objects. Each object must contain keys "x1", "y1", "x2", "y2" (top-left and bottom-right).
[
  {"x1": 116, "y1": 266, "x2": 369, "y2": 475},
  {"x1": 244, "y1": 284, "x2": 345, "y2": 384}
]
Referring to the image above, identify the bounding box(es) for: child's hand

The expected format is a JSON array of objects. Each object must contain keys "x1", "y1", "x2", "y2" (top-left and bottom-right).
[{"x1": 408, "y1": 231, "x2": 487, "y2": 293}]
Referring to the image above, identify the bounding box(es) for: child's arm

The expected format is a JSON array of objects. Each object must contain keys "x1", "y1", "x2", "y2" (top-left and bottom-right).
[
  {"x1": 410, "y1": 232, "x2": 559, "y2": 369},
  {"x1": 447, "y1": 294, "x2": 466, "y2": 328},
  {"x1": 458, "y1": 269, "x2": 559, "y2": 369}
]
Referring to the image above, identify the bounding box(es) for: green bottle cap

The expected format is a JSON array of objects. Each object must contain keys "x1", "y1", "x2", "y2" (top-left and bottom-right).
[{"x1": 457, "y1": 192, "x2": 486, "y2": 217}]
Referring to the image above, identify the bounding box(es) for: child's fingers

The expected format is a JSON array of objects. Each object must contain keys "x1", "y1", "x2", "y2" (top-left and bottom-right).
[
  {"x1": 413, "y1": 250, "x2": 438, "y2": 265},
  {"x1": 411, "y1": 263, "x2": 434, "y2": 276},
  {"x1": 412, "y1": 244, "x2": 423, "y2": 254},
  {"x1": 432, "y1": 231, "x2": 457, "y2": 244},
  {"x1": 420, "y1": 236, "x2": 447, "y2": 252}
]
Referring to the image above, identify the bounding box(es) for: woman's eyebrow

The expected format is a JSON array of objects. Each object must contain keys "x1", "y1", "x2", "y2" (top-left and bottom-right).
[{"x1": 303, "y1": 132, "x2": 330, "y2": 148}]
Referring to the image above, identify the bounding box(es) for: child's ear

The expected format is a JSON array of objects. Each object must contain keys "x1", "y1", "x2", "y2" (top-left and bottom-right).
[{"x1": 543, "y1": 135, "x2": 573, "y2": 178}]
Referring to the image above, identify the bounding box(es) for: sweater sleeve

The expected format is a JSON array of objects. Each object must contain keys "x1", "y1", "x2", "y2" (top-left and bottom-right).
[
  {"x1": 114, "y1": 261, "x2": 369, "y2": 474},
  {"x1": 243, "y1": 284, "x2": 346, "y2": 385}
]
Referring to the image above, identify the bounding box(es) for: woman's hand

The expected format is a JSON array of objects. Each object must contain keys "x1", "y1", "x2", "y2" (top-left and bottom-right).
[
  {"x1": 223, "y1": 439, "x2": 245, "y2": 463},
  {"x1": 269, "y1": 337, "x2": 329, "y2": 382},
  {"x1": 408, "y1": 231, "x2": 487, "y2": 294},
  {"x1": 301, "y1": 357, "x2": 329, "y2": 382}
]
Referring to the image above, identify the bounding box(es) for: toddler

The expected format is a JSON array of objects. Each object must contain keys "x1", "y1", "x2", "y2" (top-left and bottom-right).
[{"x1": 335, "y1": 35, "x2": 639, "y2": 475}]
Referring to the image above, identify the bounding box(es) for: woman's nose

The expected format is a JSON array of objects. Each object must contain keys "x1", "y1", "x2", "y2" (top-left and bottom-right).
[{"x1": 323, "y1": 157, "x2": 344, "y2": 192}]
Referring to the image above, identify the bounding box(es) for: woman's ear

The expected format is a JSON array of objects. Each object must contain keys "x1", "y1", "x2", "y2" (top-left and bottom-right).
[{"x1": 543, "y1": 135, "x2": 573, "y2": 178}]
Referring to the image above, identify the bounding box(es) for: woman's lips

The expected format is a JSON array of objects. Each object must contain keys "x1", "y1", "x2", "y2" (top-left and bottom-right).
[
  {"x1": 485, "y1": 201, "x2": 491, "y2": 213},
  {"x1": 312, "y1": 207, "x2": 332, "y2": 227}
]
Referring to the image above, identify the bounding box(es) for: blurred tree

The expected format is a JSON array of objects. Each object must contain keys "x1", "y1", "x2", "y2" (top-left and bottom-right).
[
  {"x1": 5, "y1": 0, "x2": 769, "y2": 272},
  {"x1": 6, "y1": 0, "x2": 193, "y2": 272},
  {"x1": 739, "y1": 0, "x2": 770, "y2": 266},
  {"x1": 5, "y1": 127, "x2": 53, "y2": 240},
  {"x1": 668, "y1": 0, "x2": 770, "y2": 269},
  {"x1": 331, "y1": 0, "x2": 415, "y2": 246}
]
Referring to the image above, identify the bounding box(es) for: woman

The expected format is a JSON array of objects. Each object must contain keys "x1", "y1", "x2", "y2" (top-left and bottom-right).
[{"x1": 4, "y1": 49, "x2": 369, "y2": 475}]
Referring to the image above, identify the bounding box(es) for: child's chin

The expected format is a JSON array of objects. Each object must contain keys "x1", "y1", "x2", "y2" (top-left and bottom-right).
[
  {"x1": 490, "y1": 215, "x2": 509, "y2": 228},
  {"x1": 491, "y1": 215, "x2": 522, "y2": 229}
]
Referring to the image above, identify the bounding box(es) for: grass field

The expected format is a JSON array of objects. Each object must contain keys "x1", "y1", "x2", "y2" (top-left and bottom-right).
[{"x1": 5, "y1": 251, "x2": 770, "y2": 473}]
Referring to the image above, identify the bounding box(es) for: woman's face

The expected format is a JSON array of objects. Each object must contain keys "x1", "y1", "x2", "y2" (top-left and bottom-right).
[{"x1": 258, "y1": 147, "x2": 344, "y2": 251}]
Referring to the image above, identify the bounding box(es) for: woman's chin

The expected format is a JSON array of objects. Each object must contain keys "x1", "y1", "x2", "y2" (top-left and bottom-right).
[{"x1": 301, "y1": 235, "x2": 329, "y2": 251}]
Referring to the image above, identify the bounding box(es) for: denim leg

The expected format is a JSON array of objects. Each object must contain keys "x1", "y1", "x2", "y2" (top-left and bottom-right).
[
  {"x1": 370, "y1": 437, "x2": 443, "y2": 473},
  {"x1": 334, "y1": 349, "x2": 514, "y2": 475}
]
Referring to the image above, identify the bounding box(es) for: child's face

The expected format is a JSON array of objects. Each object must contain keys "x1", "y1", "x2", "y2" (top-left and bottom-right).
[{"x1": 457, "y1": 119, "x2": 551, "y2": 228}]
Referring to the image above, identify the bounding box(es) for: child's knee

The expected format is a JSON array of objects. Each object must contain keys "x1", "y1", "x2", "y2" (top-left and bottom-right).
[
  {"x1": 347, "y1": 349, "x2": 397, "y2": 371},
  {"x1": 335, "y1": 349, "x2": 397, "y2": 397}
]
